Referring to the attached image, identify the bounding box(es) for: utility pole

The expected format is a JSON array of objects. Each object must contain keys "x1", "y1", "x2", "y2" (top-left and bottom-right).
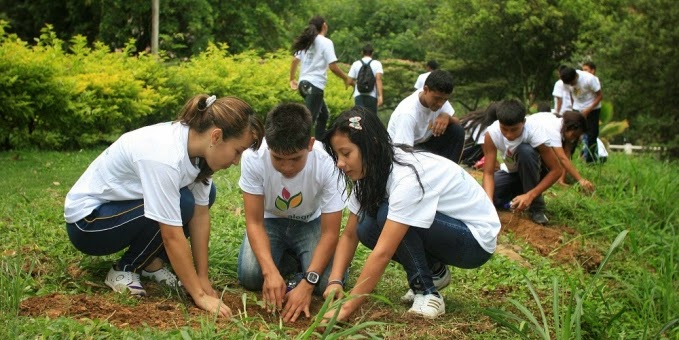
[{"x1": 151, "y1": 0, "x2": 159, "y2": 55}]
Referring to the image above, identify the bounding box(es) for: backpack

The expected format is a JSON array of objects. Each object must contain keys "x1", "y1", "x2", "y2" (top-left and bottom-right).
[{"x1": 356, "y1": 60, "x2": 376, "y2": 94}]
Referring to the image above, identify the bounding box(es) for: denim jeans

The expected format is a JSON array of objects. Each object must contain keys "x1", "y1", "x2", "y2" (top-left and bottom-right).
[
  {"x1": 237, "y1": 217, "x2": 333, "y2": 295},
  {"x1": 354, "y1": 95, "x2": 378, "y2": 115},
  {"x1": 356, "y1": 202, "x2": 492, "y2": 295},
  {"x1": 493, "y1": 143, "x2": 546, "y2": 213},
  {"x1": 417, "y1": 123, "x2": 466, "y2": 164},
  {"x1": 66, "y1": 184, "x2": 216, "y2": 273},
  {"x1": 298, "y1": 80, "x2": 329, "y2": 139}
]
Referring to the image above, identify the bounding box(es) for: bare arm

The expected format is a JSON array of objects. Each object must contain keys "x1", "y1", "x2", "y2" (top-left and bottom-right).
[
  {"x1": 242, "y1": 192, "x2": 285, "y2": 311},
  {"x1": 582, "y1": 90, "x2": 603, "y2": 117},
  {"x1": 188, "y1": 205, "x2": 218, "y2": 296},
  {"x1": 290, "y1": 57, "x2": 300, "y2": 90},
  {"x1": 283, "y1": 210, "x2": 342, "y2": 322},
  {"x1": 161, "y1": 223, "x2": 231, "y2": 317},
  {"x1": 554, "y1": 146, "x2": 594, "y2": 192},
  {"x1": 481, "y1": 133, "x2": 498, "y2": 200},
  {"x1": 376, "y1": 73, "x2": 384, "y2": 107},
  {"x1": 511, "y1": 145, "x2": 562, "y2": 210},
  {"x1": 328, "y1": 62, "x2": 351, "y2": 87},
  {"x1": 555, "y1": 96, "x2": 563, "y2": 113}
]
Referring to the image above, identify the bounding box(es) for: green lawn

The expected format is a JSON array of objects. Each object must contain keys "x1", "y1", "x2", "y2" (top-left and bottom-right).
[{"x1": 0, "y1": 149, "x2": 677, "y2": 339}]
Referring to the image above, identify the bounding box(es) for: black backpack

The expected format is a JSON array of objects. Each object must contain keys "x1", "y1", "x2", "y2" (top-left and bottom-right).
[{"x1": 356, "y1": 60, "x2": 376, "y2": 94}]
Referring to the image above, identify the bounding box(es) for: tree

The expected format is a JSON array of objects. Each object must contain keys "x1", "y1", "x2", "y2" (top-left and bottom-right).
[{"x1": 424, "y1": 0, "x2": 581, "y2": 109}]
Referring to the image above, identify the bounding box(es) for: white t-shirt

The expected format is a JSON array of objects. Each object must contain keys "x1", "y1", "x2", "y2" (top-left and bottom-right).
[
  {"x1": 239, "y1": 139, "x2": 346, "y2": 222},
  {"x1": 527, "y1": 112, "x2": 563, "y2": 148},
  {"x1": 295, "y1": 35, "x2": 338, "y2": 90},
  {"x1": 486, "y1": 120, "x2": 551, "y2": 173},
  {"x1": 469, "y1": 125, "x2": 489, "y2": 145},
  {"x1": 387, "y1": 90, "x2": 455, "y2": 146},
  {"x1": 552, "y1": 79, "x2": 572, "y2": 114},
  {"x1": 564, "y1": 70, "x2": 602, "y2": 111},
  {"x1": 413, "y1": 72, "x2": 430, "y2": 90},
  {"x1": 64, "y1": 122, "x2": 210, "y2": 226},
  {"x1": 348, "y1": 57, "x2": 383, "y2": 98},
  {"x1": 348, "y1": 149, "x2": 501, "y2": 254}
]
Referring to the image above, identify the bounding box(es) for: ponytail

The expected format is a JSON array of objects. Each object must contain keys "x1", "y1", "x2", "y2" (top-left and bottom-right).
[{"x1": 292, "y1": 16, "x2": 325, "y2": 52}]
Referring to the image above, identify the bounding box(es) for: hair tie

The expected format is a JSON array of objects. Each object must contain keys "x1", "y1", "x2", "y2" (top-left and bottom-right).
[
  {"x1": 206, "y1": 95, "x2": 217, "y2": 108},
  {"x1": 348, "y1": 116, "x2": 362, "y2": 130}
]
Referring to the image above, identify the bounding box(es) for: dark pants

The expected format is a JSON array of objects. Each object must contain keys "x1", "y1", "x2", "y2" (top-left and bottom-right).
[
  {"x1": 492, "y1": 144, "x2": 546, "y2": 213},
  {"x1": 417, "y1": 123, "x2": 465, "y2": 164},
  {"x1": 66, "y1": 185, "x2": 216, "y2": 273},
  {"x1": 354, "y1": 95, "x2": 377, "y2": 115},
  {"x1": 461, "y1": 138, "x2": 483, "y2": 167},
  {"x1": 356, "y1": 202, "x2": 492, "y2": 295},
  {"x1": 298, "y1": 80, "x2": 330, "y2": 139},
  {"x1": 581, "y1": 108, "x2": 600, "y2": 163}
]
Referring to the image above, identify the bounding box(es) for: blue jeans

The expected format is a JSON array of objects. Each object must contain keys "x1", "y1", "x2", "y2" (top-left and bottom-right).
[
  {"x1": 354, "y1": 95, "x2": 378, "y2": 115},
  {"x1": 66, "y1": 185, "x2": 216, "y2": 273},
  {"x1": 492, "y1": 143, "x2": 546, "y2": 213},
  {"x1": 357, "y1": 202, "x2": 492, "y2": 295},
  {"x1": 237, "y1": 217, "x2": 333, "y2": 295},
  {"x1": 298, "y1": 80, "x2": 329, "y2": 139}
]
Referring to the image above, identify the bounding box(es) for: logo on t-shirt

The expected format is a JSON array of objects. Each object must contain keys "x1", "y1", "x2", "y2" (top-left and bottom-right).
[{"x1": 275, "y1": 187, "x2": 303, "y2": 211}]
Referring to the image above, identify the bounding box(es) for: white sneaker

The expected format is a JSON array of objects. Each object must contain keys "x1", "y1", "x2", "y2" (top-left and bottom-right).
[
  {"x1": 141, "y1": 267, "x2": 182, "y2": 287},
  {"x1": 400, "y1": 265, "x2": 451, "y2": 303},
  {"x1": 407, "y1": 293, "x2": 445, "y2": 319},
  {"x1": 105, "y1": 266, "x2": 146, "y2": 296}
]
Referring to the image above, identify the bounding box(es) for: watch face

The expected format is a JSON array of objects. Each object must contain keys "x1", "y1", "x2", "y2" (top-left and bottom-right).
[{"x1": 305, "y1": 271, "x2": 320, "y2": 284}]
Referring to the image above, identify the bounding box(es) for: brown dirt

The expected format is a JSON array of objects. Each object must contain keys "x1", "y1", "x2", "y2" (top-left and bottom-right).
[{"x1": 18, "y1": 167, "x2": 603, "y2": 337}]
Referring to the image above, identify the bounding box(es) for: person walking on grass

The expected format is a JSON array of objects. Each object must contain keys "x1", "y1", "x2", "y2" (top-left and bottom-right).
[
  {"x1": 64, "y1": 94, "x2": 264, "y2": 318},
  {"x1": 289, "y1": 15, "x2": 351, "y2": 139},
  {"x1": 481, "y1": 100, "x2": 562, "y2": 225},
  {"x1": 347, "y1": 43, "x2": 384, "y2": 115},
  {"x1": 320, "y1": 107, "x2": 500, "y2": 320},
  {"x1": 237, "y1": 103, "x2": 346, "y2": 323}
]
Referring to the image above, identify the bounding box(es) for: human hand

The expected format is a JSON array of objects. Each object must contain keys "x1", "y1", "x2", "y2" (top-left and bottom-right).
[
  {"x1": 432, "y1": 114, "x2": 450, "y2": 136},
  {"x1": 290, "y1": 79, "x2": 298, "y2": 90},
  {"x1": 194, "y1": 294, "x2": 232, "y2": 318},
  {"x1": 578, "y1": 179, "x2": 595, "y2": 193},
  {"x1": 281, "y1": 281, "x2": 313, "y2": 322},
  {"x1": 262, "y1": 274, "x2": 287, "y2": 313},
  {"x1": 322, "y1": 305, "x2": 350, "y2": 324},
  {"x1": 511, "y1": 193, "x2": 534, "y2": 211},
  {"x1": 199, "y1": 276, "x2": 219, "y2": 298},
  {"x1": 323, "y1": 282, "x2": 344, "y2": 302}
]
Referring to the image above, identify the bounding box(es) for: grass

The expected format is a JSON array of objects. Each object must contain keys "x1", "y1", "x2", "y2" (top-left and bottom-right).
[{"x1": 0, "y1": 149, "x2": 677, "y2": 338}]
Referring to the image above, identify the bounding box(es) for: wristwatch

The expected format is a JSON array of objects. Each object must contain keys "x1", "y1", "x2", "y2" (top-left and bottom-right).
[{"x1": 304, "y1": 271, "x2": 320, "y2": 285}]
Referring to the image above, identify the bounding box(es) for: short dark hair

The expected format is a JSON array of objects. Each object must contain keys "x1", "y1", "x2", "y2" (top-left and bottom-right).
[
  {"x1": 265, "y1": 103, "x2": 312, "y2": 154},
  {"x1": 362, "y1": 43, "x2": 373, "y2": 56},
  {"x1": 427, "y1": 60, "x2": 439, "y2": 70},
  {"x1": 537, "y1": 101, "x2": 551, "y2": 113},
  {"x1": 582, "y1": 61, "x2": 596, "y2": 71},
  {"x1": 424, "y1": 69, "x2": 454, "y2": 94},
  {"x1": 560, "y1": 67, "x2": 577, "y2": 84},
  {"x1": 496, "y1": 99, "x2": 527, "y2": 126}
]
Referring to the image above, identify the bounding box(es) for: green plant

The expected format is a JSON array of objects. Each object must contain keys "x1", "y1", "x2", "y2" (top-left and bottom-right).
[{"x1": 485, "y1": 230, "x2": 629, "y2": 339}]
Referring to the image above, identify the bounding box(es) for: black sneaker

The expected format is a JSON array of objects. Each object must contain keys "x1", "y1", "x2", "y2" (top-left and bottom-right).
[{"x1": 531, "y1": 211, "x2": 549, "y2": 225}]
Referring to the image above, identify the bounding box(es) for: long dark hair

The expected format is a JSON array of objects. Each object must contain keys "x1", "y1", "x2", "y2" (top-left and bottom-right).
[
  {"x1": 560, "y1": 110, "x2": 587, "y2": 144},
  {"x1": 460, "y1": 102, "x2": 499, "y2": 142},
  {"x1": 176, "y1": 94, "x2": 264, "y2": 184},
  {"x1": 322, "y1": 106, "x2": 423, "y2": 216},
  {"x1": 292, "y1": 16, "x2": 325, "y2": 52}
]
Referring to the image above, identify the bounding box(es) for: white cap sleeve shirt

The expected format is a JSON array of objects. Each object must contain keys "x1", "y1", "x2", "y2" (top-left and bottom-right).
[
  {"x1": 565, "y1": 70, "x2": 602, "y2": 111},
  {"x1": 527, "y1": 112, "x2": 563, "y2": 148},
  {"x1": 239, "y1": 139, "x2": 346, "y2": 222},
  {"x1": 64, "y1": 122, "x2": 210, "y2": 226},
  {"x1": 348, "y1": 57, "x2": 384, "y2": 98},
  {"x1": 387, "y1": 90, "x2": 455, "y2": 146},
  {"x1": 413, "y1": 72, "x2": 430, "y2": 90},
  {"x1": 295, "y1": 35, "x2": 338, "y2": 90},
  {"x1": 348, "y1": 149, "x2": 501, "y2": 254},
  {"x1": 552, "y1": 80, "x2": 572, "y2": 113},
  {"x1": 486, "y1": 119, "x2": 551, "y2": 173}
]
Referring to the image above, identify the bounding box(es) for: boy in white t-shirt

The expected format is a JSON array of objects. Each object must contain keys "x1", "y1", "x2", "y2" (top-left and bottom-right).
[
  {"x1": 560, "y1": 66, "x2": 603, "y2": 163},
  {"x1": 237, "y1": 103, "x2": 346, "y2": 323},
  {"x1": 481, "y1": 100, "x2": 562, "y2": 224},
  {"x1": 347, "y1": 43, "x2": 384, "y2": 114},
  {"x1": 552, "y1": 65, "x2": 573, "y2": 114},
  {"x1": 388, "y1": 70, "x2": 466, "y2": 164},
  {"x1": 413, "y1": 60, "x2": 439, "y2": 90}
]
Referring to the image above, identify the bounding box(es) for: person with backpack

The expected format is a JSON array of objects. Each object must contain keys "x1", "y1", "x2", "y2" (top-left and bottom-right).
[{"x1": 347, "y1": 44, "x2": 384, "y2": 114}]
